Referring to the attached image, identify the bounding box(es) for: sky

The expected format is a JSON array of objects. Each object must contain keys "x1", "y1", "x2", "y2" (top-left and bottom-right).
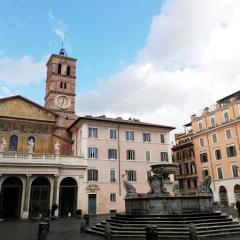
[{"x1": 0, "y1": 0, "x2": 240, "y2": 134}]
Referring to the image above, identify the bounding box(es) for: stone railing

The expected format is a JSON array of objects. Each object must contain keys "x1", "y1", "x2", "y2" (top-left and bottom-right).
[{"x1": 0, "y1": 152, "x2": 87, "y2": 167}]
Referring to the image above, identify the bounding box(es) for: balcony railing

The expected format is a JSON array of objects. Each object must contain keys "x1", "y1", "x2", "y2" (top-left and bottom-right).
[{"x1": 0, "y1": 152, "x2": 87, "y2": 167}]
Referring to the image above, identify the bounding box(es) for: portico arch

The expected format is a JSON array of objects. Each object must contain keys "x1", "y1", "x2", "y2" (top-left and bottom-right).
[
  {"x1": 234, "y1": 184, "x2": 240, "y2": 201},
  {"x1": 29, "y1": 177, "x2": 50, "y2": 217},
  {"x1": 0, "y1": 177, "x2": 23, "y2": 219},
  {"x1": 59, "y1": 177, "x2": 77, "y2": 217}
]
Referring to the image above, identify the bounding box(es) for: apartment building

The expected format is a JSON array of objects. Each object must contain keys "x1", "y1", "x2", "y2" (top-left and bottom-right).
[
  {"x1": 191, "y1": 91, "x2": 240, "y2": 205},
  {"x1": 68, "y1": 116, "x2": 174, "y2": 214},
  {"x1": 172, "y1": 123, "x2": 198, "y2": 195}
]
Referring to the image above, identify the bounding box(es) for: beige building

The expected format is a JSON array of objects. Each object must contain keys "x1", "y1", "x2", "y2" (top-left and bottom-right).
[
  {"x1": 191, "y1": 91, "x2": 240, "y2": 206},
  {"x1": 68, "y1": 116, "x2": 175, "y2": 214}
]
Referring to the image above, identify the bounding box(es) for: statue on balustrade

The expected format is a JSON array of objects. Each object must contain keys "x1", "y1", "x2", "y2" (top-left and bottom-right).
[
  {"x1": 198, "y1": 176, "x2": 212, "y2": 195},
  {"x1": 27, "y1": 138, "x2": 35, "y2": 153},
  {"x1": 0, "y1": 137, "x2": 7, "y2": 153},
  {"x1": 54, "y1": 141, "x2": 61, "y2": 155}
]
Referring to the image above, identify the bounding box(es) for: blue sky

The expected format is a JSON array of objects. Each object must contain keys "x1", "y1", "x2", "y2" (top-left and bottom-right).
[
  {"x1": 0, "y1": 0, "x2": 163, "y2": 105},
  {"x1": 0, "y1": 0, "x2": 240, "y2": 130}
]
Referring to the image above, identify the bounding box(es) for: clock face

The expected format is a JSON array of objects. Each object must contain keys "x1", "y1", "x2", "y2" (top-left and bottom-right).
[{"x1": 56, "y1": 95, "x2": 71, "y2": 109}]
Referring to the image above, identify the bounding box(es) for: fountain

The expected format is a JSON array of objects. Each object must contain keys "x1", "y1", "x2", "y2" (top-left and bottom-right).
[{"x1": 124, "y1": 163, "x2": 213, "y2": 215}]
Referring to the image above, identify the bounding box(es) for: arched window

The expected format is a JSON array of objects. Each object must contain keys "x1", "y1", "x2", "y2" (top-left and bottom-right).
[
  {"x1": 66, "y1": 66, "x2": 70, "y2": 76},
  {"x1": 182, "y1": 151, "x2": 186, "y2": 160},
  {"x1": 224, "y1": 111, "x2": 229, "y2": 123},
  {"x1": 9, "y1": 135, "x2": 18, "y2": 152},
  {"x1": 191, "y1": 163, "x2": 196, "y2": 173},
  {"x1": 57, "y1": 64, "x2": 62, "y2": 74},
  {"x1": 60, "y1": 82, "x2": 63, "y2": 88},
  {"x1": 189, "y1": 148, "x2": 194, "y2": 157},
  {"x1": 64, "y1": 82, "x2": 67, "y2": 89}
]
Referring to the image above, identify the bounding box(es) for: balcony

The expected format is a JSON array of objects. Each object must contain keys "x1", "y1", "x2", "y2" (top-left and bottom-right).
[{"x1": 0, "y1": 153, "x2": 87, "y2": 169}]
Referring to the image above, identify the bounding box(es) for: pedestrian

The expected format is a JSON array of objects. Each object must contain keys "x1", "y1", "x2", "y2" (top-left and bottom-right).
[{"x1": 236, "y1": 200, "x2": 240, "y2": 217}]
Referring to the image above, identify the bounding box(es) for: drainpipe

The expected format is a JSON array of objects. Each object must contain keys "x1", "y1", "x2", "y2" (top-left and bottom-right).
[{"x1": 117, "y1": 124, "x2": 121, "y2": 196}]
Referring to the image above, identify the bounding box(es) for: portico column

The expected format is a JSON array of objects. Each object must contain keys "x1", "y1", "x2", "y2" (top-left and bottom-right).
[
  {"x1": 53, "y1": 175, "x2": 59, "y2": 205},
  {"x1": 22, "y1": 174, "x2": 31, "y2": 219}
]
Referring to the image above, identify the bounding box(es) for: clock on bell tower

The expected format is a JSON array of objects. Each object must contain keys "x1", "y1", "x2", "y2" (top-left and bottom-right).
[{"x1": 44, "y1": 48, "x2": 77, "y2": 139}]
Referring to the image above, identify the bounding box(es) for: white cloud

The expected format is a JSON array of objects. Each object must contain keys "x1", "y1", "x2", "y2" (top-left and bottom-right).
[
  {"x1": 0, "y1": 56, "x2": 46, "y2": 86},
  {"x1": 48, "y1": 9, "x2": 66, "y2": 41},
  {"x1": 77, "y1": 0, "x2": 240, "y2": 131}
]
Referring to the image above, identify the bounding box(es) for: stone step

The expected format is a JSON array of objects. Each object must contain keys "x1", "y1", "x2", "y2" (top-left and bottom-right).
[{"x1": 197, "y1": 226, "x2": 240, "y2": 235}]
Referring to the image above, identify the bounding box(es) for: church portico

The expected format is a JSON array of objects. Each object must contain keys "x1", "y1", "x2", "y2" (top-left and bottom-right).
[{"x1": 0, "y1": 153, "x2": 87, "y2": 219}]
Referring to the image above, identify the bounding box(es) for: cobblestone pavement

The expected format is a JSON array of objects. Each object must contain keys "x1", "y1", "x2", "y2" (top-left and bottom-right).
[
  {"x1": 1, "y1": 215, "x2": 240, "y2": 240},
  {"x1": 0, "y1": 217, "x2": 104, "y2": 240}
]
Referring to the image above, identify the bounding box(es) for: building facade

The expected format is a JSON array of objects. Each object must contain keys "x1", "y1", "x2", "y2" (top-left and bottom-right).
[
  {"x1": 68, "y1": 116, "x2": 175, "y2": 214},
  {"x1": 0, "y1": 49, "x2": 175, "y2": 219},
  {"x1": 172, "y1": 124, "x2": 198, "y2": 195},
  {"x1": 191, "y1": 91, "x2": 240, "y2": 206}
]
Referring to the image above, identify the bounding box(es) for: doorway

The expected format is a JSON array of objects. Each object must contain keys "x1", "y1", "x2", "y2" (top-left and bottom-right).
[
  {"x1": 88, "y1": 194, "x2": 97, "y2": 215},
  {"x1": 219, "y1": 186, "x2": 229, "y2": 206},
  {"x1": 59, "y1": 177, "x2": 77, "y2": 217},
  {"x1": 0, "y1": 177, "x2": 22, "y2": 219}
]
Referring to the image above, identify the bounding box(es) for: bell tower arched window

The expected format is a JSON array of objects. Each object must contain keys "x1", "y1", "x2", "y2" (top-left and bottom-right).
[
  {"x1": 9, "y1": 135, "x2": 18, "y2": 152},
  {"x1": 67, "y1": 66, "x2": 70, "y2": 76},
  {"x1": 57, "y1": 64, "x2": 62, "y2": 74}
]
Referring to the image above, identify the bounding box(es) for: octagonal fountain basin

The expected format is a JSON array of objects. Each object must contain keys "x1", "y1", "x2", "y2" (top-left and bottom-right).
[{"x1": 150, "y1": 163, "x2": 178, "y2": 177}]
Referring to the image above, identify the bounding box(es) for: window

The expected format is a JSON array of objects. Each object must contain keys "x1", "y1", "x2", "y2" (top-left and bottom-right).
[
  {"x1": 227, "y1": 145, "x2": 237, "y2": 158},
  {"x1": 126, "y1": 131, "x2": 134, "y2": 141},
  {"x1": 110, "y1": 193, "x2": 116, "y2": 202},
  {"x1": 160, "y1": 133, "x2": 165, "y2": 143},
  {"x1": 145, "y1": 151, "x2": 151, "y2": 161},
  {"x1": 88, "y1": 169, "x2": 98, "y2": 181},
  {"x1": 187, "y1": 179, "x2": 191, "y2": 188},
  {"x1": 198, "y1": 121, "x2": 203, "y2": 131},
  {"x1": 67, "y1": 66, "x2": 70, "y2": 76},
  {"x1": 216, "y1": 167, "x2": 223, "y2": 179},
  {"x1": 57, "y1": 64, "x2": 61, "y2": 74},
  {"x1": 179, "y1": 180, "x2": 184, "y2": 189},
  {"x1": 200, "y1": 152, "x2": 208, "y2": 163},
  {"x1": 225, "y1": 128, "x2": 232, "y2": 139},
  {"x1": 143, "y1": 132, "x2": 151, "y2": 142},
  {"x1": 177, "y1": 152, "x2": 182, "y2": 160},
  {"x1": 199, "y1": 137, "x2": 205, "y2": 147},
  {"x1": 214, "y1": 149, "x2": 222, "y2": 160},
  {"x1": 88, "y1": 147, "x2": 98, "y2": 159},
  {"x1": 189, "y1": 149, "x2": 194, "y2": 157},
  {"x1": 108, "y1": 149, "x2": 117, "y2": 159},
  {"x1": 223, "y1": 111, "x2": 229, "y2": 123},
  {"x1": 232, "y1": 164, "x2": 238, "y2": 177},
  {"x1": 127, "y1": 150, "x2": 135, "y2": 160},
  {"x1": 211, "y1": 133, "x2": 217, "y2": 143},
  {"x1": 88, "y1": 127, "x2": 98, "y2": 138},
  {"x1": 202, "y1": 169, "x2": 209, "y2": 178},
  {"x1": 160, "y1": 152, "x2": 169, "y2": 162},
  {"x1": 64, "y1": 82, "x2": 67, "y2": 89},
  {"x1": 193, "y1": 179, "x2": 198, "y2": 187},
  {"x1": 191, "y1": 163, "x2": 196, "y2": 174},
  {"x1": 210, "y1": 116, "x2": 216, "y2": 127},
  {"x1": 184, "y1": 163, "x2": 189, "y2": 174},
  {"x1": 127, "y1": 170, "x2": 136, "y2": 181},
  {"x1": 60, "y1": 82, "x2": 63, "y2": 88},
  {"x1": 110, "y1": 169, "x2": 116, "y2": 182},
  {"x1": 9, "y1": 135, "x2": 18, "y2": 152},
  {"x1": 109, "y1": 129, "x2": 117, "y2": 140}
]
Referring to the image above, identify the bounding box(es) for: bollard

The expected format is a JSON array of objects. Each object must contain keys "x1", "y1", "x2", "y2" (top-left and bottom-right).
[
  {"x1": 189, "y1": 223, "x2": 198, "y2": 240},
  {"x1": 43, "y1": 218, "x2": 50, "y2": 233},
  {"x1": 104, "y1": 222, "x2": 111, "y2": 240},
  {"x1": 145, "y1": 225, "x2": 158, "y2": 240},
  {"x1": 38, "y1": 222, "x2": 48, "y2": 240},
  {"x1": 84, "y1": 214, "x2": 89, "y2": 226},
  {"x1": 80, "y1": 219, "x2": 87, "y2": 232}
]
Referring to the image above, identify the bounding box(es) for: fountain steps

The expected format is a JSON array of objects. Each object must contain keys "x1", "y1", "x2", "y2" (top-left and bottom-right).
[{"x1": 86, "y1": 212, "x2": 240, "y2": 239}]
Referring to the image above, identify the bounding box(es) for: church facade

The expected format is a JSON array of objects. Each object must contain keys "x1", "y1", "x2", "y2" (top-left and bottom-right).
[{"x1": 0, "y1": 49, "x2": 174, "y2": 219}]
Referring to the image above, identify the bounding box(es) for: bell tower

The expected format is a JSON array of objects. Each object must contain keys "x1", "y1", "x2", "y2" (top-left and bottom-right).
[{"x1": 44, "y1": 48, "x2": 77, "y2": 139}]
